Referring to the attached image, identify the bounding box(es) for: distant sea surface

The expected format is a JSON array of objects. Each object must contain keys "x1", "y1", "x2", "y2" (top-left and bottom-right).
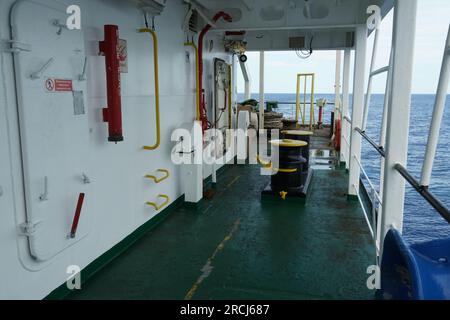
[{"x1": 238, "y1": 93, "x2": 450, "y2": 243}]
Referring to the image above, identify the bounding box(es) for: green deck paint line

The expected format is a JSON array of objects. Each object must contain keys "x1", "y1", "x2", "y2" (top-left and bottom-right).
[{"x1": 65, "y1": 165, "x2": 376, "y2": 300}]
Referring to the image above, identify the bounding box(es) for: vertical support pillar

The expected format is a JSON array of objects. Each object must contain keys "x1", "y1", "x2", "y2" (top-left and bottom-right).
[
  {"x1": 259, "y1": 51, "x2": 265, "y2": 131},
  {"x1": 334, "y1": 50, "x2": 342, "y2": 128},
  {"x1": 381, "y1": 0, "x2": 418, "y2": 244},
  {"x1": 341, "y1": 49, "x2": 351, "y2": 168},
  {"x1": 348, "y1": 24, "x2": 367, "y2": 198}
]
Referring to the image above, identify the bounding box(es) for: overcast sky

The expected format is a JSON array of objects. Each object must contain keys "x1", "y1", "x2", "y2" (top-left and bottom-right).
[{"x1": 237, "y1": 0, "x2": 450, "y2": 94}]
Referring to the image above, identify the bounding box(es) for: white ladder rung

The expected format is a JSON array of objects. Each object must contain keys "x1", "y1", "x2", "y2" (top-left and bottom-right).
[{"x1": 370, "y1": 65, "x2": 390, "y2": 77}]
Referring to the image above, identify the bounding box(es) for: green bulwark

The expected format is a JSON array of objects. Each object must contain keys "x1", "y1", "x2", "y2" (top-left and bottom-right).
[{"x1": 59, "y1": 164, "x2": 376, "y2": 300}]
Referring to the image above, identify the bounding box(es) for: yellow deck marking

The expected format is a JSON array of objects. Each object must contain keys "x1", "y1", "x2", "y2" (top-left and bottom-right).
[
  {"x1": 215, "y1": 175, "x2": 241, "y2": 198},
  {"x1": 226, "y1": 175, "x2": 240, "y2": 189},
  {"x1": 184, "y1": 218, "x2": 241, "y2": 300}
]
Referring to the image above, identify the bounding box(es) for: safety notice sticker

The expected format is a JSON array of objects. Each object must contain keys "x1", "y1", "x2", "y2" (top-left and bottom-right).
[{"x1": 45, "y1": 78, "x2": 73, "y2": 92}]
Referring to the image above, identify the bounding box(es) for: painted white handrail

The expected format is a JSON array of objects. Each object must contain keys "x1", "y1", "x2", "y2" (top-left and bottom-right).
[
  {"x1": 420, "y1": 25, "x2": 450, "y2": 187},
  {"x1": 370, "y1": 66, "x2": 390, "y2": 77}
]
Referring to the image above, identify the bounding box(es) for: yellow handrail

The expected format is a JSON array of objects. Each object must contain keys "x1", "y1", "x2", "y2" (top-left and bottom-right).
[
  {"x1": 256, "y1": 155, "x2": 297, "y2": 173},
  {"x1": 145, "y1": 169, "x2": 170, "y2": 184},
  {"x1": 146, "y1": 194, "x2": 170, "y2": 211},
  {"x1": 140, "y1": 28, "x2": 161, "y2": 151},
  {"x1": 256, "y1": 154, "x2": 272, "y2": 169},
  {"x1": 276, "y1": 168, "x2": 298, "y2": 173},
  {"x1": 295, "y1": 73, "x2": 315, "y2": 130},
  {"x1": 184, "y1": 42, "x2": 200, "y2": 121}
]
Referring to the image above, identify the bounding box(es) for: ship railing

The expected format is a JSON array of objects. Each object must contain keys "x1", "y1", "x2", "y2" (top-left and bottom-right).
[
  {"x1": 353, "y1": 155, "x2": 382, "y2": 256},
  {"x1": 395, "y1": 164, "x2": 450, "y2": 224},
  {"x1": 266, "y1": 101, "x2": 335, "y2": 126}
]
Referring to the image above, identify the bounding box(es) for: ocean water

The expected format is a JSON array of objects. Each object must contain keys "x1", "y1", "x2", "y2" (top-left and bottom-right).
[{"x1": 238, "y1": 93, "x2": 450, "y2": 243}]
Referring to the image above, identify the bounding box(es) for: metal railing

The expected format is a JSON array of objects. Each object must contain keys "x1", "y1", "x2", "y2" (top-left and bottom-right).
[
  {"x1": 395, "y1": 163, "x2": 450, "y2": 224},
  {"x1": 355, "y1": 128, "x2": 386, "y2": 157}
]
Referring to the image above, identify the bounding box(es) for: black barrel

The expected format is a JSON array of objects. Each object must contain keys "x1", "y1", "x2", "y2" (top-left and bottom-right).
[
  {"x1": 269, "y1": 139, "x2": 308, "y2": 193},
  {"x1": 281, "y1": 130, "x2": 313, "y2": 171}
]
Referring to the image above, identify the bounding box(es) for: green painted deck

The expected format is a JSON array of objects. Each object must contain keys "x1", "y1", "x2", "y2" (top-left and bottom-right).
[{"x1": 67, "y1": 165, "x2": 376, "y2": 300}]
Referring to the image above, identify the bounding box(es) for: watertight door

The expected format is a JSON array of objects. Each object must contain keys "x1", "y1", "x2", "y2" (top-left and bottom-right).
[{"x1": 12, "y1": 1, "x2": 91, "y2": 261}]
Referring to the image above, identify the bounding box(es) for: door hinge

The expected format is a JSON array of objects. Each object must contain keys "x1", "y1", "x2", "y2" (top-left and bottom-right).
[
  {"x1": 2, "y1": 39, "x2": 31, "y2": 53},
  {"x1": 18, "y1": 221, "x2": 42, "y2": 236}
]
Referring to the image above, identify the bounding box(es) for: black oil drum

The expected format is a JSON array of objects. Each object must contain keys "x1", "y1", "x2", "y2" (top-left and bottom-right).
[{"x1": 269, "y1": 139, "x2": 308, "y2": 193}]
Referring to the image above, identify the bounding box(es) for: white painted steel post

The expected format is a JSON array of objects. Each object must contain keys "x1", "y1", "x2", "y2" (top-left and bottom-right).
[
  {"x1": 420, "y1": 25, "x2": 450, "y2": 187},
  {"x1": 378, "y1": 50, "x2": 393, "y2": 201},
  {"x1": 348, "y1": 25, "x2": 367, "y2": 197},
  {"x1": 362, "y1": 28, "x2": 380, "y2": 131},
  {"x1": 259, "y1": 51, "x2": 265, "y2": 131},
  {"x1": 381, "y1": 0, "x2": 418, "y2": 243},
  {"x1": 341, "y1": 49, "x2": 351, "y2": 168},
  {"x1": 239, "y1": 59, "x2": 251, "y2": 100},
  {"x1": 334, "y1": 50, "x2": 342, "y2": 130}
]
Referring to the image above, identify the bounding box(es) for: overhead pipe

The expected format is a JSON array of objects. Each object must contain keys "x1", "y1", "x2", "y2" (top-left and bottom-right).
[
  {"x1": 140, "y1": 28, "x2": 161, "y2": 150},
  {"x1": 184, "y1": 42, "x2": 200, "y2": 120},
  {"x1": 198, "y1": 11, "x2": 232, "y2": 132}
]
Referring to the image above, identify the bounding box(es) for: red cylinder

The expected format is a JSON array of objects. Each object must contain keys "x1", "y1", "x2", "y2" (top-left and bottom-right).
[
  {"x1": 318, "y1": 106, "x2": 323, "y2": 126},
  {"x1": 99, "y1": 25, "x2": 123, "y2": 142}
]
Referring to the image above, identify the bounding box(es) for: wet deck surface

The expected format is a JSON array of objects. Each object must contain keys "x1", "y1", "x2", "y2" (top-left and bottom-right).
[{"x1": 67, "y1": 163, "x2": 376, "y2": 300}]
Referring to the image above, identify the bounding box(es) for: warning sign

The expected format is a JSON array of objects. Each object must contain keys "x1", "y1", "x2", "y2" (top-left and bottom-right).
[{"x1": 45, "y1": 78, "x2": 73, "y2": 92}]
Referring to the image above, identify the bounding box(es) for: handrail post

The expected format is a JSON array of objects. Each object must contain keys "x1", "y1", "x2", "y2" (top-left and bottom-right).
[
  {"x1": 420, "y1": 25, "x2": 450, "y2": 187},
  {"x1": 259, "y1": 51, "x2": 265, "y2": 131},
  {"x1": 348, "y1": 24, "x2": 367, "y2": 198},
  {"x1": 380, "y1": 0, "x2": 418, "y2": 248},
  {"x1": 334, "y1": 50, "x2": 342, "y2": 133},
  {"x1": 341, "y1": 49, "x2": 351, "y2": 168}
]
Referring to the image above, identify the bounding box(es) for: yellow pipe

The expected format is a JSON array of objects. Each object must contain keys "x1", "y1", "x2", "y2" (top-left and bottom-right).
[
  {"x1": 146, "y1": 194, "x2": 170, "y2": 211},
  {"x1": 145, "y1": 169, "x2": 170, "y2": 184},
  {"x1": 140, "y1": 28, "x2": 161, "y2": 151},
  {"x1": 184, "y1": 42, "x2": 200, "y2": 121}
]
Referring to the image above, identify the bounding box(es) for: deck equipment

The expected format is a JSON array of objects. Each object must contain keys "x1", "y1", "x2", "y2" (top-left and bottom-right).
[
  {"x1": 281, "y1": 130, "x2": 314, "y2": 184},
  {"x1": 261, "y1": 139, "x2": 311, "y2": 200}
]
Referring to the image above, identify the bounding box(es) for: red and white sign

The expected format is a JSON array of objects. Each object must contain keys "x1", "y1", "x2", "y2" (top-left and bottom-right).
[{"x1": 45, "y1": 78, "x2": 73, "y2": 92}]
